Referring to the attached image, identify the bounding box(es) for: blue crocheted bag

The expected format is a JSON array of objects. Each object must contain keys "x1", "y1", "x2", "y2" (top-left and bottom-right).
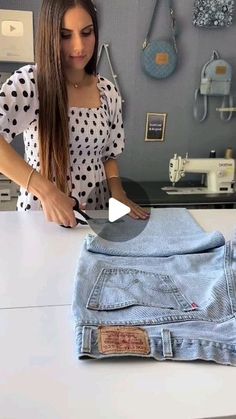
[{"x1": 141, "y1": 0, "x2": 178, "y2": 79}]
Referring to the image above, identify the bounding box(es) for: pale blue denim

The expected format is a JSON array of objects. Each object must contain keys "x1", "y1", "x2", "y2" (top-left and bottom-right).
[{"x1": 72, "y1": 208, "x2": 236, "y2": 365}]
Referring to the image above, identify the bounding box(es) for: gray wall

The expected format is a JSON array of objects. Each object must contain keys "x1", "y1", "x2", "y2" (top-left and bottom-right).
[{"x1": 1, "y1": 0, "x2": 236, "y2": 181}]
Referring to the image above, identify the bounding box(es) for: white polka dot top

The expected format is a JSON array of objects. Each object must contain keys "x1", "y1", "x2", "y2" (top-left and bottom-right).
[{"x1": 0, "y1": 65, "x2": 125, "y2": 210}]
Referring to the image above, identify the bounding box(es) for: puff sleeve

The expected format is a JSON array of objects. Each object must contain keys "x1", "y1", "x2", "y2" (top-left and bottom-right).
[
  {"x1": 101, "y1": 79, "x2": 125, "y2": 161},
  {"x1": 0, "y1": 65, "x2": 38, "y2": 143}
]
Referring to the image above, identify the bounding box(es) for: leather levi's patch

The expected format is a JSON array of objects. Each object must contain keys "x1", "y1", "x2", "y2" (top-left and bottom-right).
[
  {"x1": 155, "y1": 52, "x2": 169, "y2": 65},
  {"x1": 98, "y1": 326, "x2": 150, "y2": 355},
  {"x1": 215, "y1": 65, "x2": 227, "y2": 75}
]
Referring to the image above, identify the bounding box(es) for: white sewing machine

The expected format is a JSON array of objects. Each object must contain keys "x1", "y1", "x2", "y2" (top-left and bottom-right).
[{"x1": 163, "y1": 154, "x2": 235, "y2": 194}]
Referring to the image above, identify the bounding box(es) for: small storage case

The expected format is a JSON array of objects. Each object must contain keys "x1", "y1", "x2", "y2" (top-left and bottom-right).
[{"x1": 141, "y1": 0, "x2": 178, "y2": 79}]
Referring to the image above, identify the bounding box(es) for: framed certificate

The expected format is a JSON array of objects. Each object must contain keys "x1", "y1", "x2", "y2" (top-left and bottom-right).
[{"x1": 145, "y1": 113, "x2": 167, "y2": 142}]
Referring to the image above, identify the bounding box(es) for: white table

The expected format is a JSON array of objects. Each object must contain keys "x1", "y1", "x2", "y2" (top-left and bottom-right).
[{"x1": 0, "y1": 209, "x2": 236, "y2": 419}]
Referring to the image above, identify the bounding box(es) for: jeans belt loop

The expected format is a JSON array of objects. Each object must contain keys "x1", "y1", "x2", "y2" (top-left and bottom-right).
[
  {"x1": 161, "y1": 328, "x2": 173, "y2": 358},
  {"x1": 81, "y1": 326, "x2": 92, "y2": 354}
]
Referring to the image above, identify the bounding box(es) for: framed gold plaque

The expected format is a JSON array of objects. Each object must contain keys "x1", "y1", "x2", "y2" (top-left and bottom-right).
[{"x1": 145, "y1": 113, "x2": 167, "y2": 142}]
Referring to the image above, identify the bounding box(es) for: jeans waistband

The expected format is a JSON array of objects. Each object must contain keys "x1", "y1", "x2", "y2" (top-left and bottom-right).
[{"x1": 75, "y1": 322, "x2": 236, "y2": 365}]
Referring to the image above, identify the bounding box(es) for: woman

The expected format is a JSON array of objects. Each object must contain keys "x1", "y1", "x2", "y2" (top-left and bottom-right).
[{"x1": 0, "y1": 0, "x2": 149, "y2": 227}]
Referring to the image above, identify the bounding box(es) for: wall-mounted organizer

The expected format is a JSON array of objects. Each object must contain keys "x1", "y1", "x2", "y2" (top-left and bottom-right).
[
  {"x1": 0, "y1": 189, "x2": 10, "y2": 202},
  {"x1": 0, "y1": 173, "x2": 19, "y2": 199},
  {"x1": 0, "y1": 9, "x2": 34, "y2": 62}
]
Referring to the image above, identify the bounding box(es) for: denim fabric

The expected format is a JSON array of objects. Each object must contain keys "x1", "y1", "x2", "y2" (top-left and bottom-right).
[{"x1": 72, "y1": 208, "x2": 236, "y2": 365}]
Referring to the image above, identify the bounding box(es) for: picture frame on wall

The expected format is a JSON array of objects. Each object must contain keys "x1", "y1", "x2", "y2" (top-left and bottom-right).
[{"x1": 145, "y1": 112, "x2": 167, "y2": 142}]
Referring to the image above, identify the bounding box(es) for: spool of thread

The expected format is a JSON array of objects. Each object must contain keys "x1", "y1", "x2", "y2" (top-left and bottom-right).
[
  {"x1": 209, "y1": 150, "x2": 216, "y2": 158},
  {"x1": 225, "y1": 147, "x2": 233, "y2": 159}
]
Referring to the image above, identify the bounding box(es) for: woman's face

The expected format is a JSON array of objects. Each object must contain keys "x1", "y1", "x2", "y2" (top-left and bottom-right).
[{"x1": 60, "y1": 6, "x2": 95, "y2": 72}]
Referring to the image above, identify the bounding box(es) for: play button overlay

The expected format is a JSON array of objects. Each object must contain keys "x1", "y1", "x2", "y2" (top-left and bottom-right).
[
  {"x1": 108, "y1": 197, "x2": 130, "y2": 222},
  {"x1": 85, "y1": 177, "x2": 150, "y2": 242}
]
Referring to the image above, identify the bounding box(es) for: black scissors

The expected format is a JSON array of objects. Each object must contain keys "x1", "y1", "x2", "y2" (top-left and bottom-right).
[
  {"x1": 61, "y1": 195, "x2": 124, "y2": 228},
  {"x1": 61, "y1": 196, "x2": 89, "y2": 228},
  {"x1": 72, "y1": 196, "x2": 91, "y2": 225}
]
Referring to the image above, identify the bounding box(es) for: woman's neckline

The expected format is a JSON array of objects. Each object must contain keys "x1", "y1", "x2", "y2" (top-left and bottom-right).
[
  {"x1": 68, "y1": 74, "x2": 104, "y2": 110},
  {"x1": 69, "y1": 105, "x2": 102, "y2": 110}
]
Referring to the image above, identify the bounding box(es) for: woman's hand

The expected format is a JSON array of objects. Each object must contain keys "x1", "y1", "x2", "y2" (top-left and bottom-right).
[
  {"x1": 112, "y1": 191, "x2": 150, "y2": 220},
  {"x1": 127, "y1": 198, "x2": 150, "y2": 220},
  {"x1": 40, "y1": 184, "x2": 78, "y2": 227},
  {"x1": 104, "y1": 162, "x2": 150, "y2": 220},
  {"x1": 106, "y1": 176, "x2": 150, "y2": 220},
  {"x1": 28, "y1": 171, "x2": 80, "y2": 227}
]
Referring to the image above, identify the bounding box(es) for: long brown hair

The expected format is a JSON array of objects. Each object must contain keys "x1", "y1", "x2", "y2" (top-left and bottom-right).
[{"x1": 36, "y1": 0, "x2": 99, "y2": 192}]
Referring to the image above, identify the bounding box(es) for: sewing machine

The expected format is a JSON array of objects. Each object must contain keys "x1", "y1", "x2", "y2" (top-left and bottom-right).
[{"x1": 164, "y1": 154, "x2": 235, "y2": 194}]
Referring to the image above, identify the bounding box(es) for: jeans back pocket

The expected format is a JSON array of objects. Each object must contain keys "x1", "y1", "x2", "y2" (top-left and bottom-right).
[{"x1": 87, "y1": 268, "x2": 193, "y2": 312}]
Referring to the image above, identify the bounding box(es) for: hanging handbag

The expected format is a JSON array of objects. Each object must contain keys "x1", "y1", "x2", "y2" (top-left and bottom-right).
[
  {"x1": 193, "y1": 0, "x2": 234, "y2": 28},
  {"x1": 200, "y1": 50, "x2": 232, "y2": 96},
  {"x1": 193, "y1": 50, "x2": 234, "y2": 122},
  {"x1": 141, "y1": 0, "x2": 178, "y2": 79}
]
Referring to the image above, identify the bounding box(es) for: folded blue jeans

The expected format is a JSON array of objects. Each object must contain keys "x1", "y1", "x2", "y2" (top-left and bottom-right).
[{"x1": 72, "y1": 208, "x2": 236, "y2": 365}]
